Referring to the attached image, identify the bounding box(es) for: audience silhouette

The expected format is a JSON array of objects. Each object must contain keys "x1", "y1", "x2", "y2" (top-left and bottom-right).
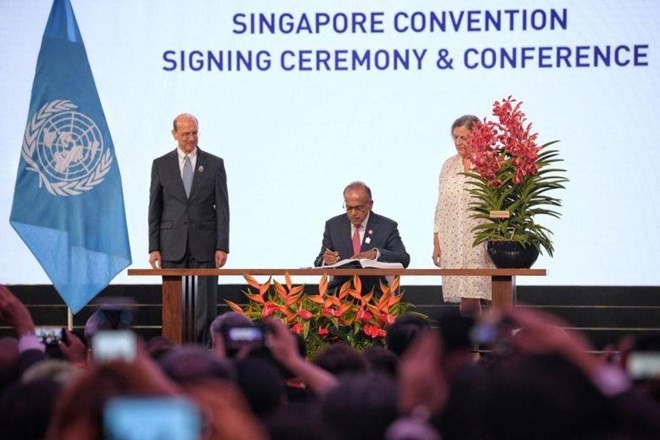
[{"x1": 1, "y1": 284, "x2": 659, "y2": 439}]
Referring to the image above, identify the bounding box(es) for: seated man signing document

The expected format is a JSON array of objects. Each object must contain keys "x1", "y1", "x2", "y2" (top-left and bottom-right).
[{"x1": 314, "y1": 181, "x2": 410, "y2": 293}]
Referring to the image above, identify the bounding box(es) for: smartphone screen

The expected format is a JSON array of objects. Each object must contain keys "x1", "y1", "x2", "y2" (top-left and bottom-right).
[
  {"x1": 35, "y1": 326, "x2": 64, "y2": 345},
  {"x1": 223, "y1": 325, "x2": 265, "y2": 350},
  {"x1": 628, "y1": 352, "x2": 660, "y2": 380},
  {"x1": 104, "y1": 397, "x2": 201, "y2": 440},
  {"x1": 470, "y1": 322, "x2": 498, "y2": 346},
  {"x1": 92, "y1": 330, "x2": 137, "y2": 362}
]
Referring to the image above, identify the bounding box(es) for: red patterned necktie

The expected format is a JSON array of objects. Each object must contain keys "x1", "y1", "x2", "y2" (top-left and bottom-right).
[{"x1": 352, "y1": 224, "x2": 362, "y2": 256}]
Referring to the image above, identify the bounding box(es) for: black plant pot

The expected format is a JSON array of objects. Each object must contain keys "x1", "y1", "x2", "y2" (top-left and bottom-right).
[{"x1": 487, "y1": 241, "x2": 540, "y2": 268}]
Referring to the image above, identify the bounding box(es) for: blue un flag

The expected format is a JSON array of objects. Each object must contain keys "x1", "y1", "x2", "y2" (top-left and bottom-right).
[{"x1": 10, "y1": 0, "x2": 132, "y2": 313}]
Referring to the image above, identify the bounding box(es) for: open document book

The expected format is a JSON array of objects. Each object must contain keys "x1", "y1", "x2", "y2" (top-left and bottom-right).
[{"x1": 322, "y1": 258, "x2": 404, "y2": 269}]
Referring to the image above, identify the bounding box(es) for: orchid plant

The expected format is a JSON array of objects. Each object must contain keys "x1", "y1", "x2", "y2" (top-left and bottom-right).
[
  {"x1": 226, "y1": 273, "x2": 413, "y2": 355},
  {"x1": 464, "y1": 96, "x2": 568, "y2": 256}
]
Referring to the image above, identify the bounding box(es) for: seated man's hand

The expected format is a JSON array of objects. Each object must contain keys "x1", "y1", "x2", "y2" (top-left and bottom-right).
[
  {"x1": 352, "y1": 249, "x2": 378, "y2": 260},
  {"x1": 323, "y1": 249, "x2": 340, "y2": 265}
]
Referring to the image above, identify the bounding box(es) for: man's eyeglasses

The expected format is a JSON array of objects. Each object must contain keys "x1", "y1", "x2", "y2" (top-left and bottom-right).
[{"x1": 342, "y1": 203, "x2": 369, "y2": 213}]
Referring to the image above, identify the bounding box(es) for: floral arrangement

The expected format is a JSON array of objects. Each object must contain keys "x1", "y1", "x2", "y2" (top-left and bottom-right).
[
  {"x1": 464, "y1": 96, "x2": 568, "y2": 256},
  {"x1": 226, "y1": 273, "x2": 413, "y2": 355}
]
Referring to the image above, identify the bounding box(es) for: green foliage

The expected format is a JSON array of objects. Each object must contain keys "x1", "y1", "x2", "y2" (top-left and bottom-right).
[{"x1": 464, "y1": 141, "x2": 568, "y2": 256}]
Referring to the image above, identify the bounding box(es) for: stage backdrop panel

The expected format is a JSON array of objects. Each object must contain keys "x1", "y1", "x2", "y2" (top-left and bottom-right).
[{"x1": 1, "y1": 0, "x2": 659, "y2": 286}]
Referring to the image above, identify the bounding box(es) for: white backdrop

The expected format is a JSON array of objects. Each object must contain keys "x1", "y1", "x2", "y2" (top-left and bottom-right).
[{"x1": 1, "y1": 0, "x2": 659, "y2": 286}]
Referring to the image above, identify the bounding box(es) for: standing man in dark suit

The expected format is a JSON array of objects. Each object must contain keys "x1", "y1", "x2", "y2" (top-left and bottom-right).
[
  {"x1": 314, "y1": 181, "x2": 409, "y2": 292},
  {"x1": 148, "y1": 113, "x2": 229, "y2": 343}
]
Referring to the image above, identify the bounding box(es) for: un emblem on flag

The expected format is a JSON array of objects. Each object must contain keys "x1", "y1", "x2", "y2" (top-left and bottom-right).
[{"x1": 22, "y1": 99, "x2": 113, "y2": 196}]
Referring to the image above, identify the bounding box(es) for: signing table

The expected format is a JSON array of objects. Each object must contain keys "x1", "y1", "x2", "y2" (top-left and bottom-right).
[{"x1": 128, "y1": 268, "x2": 546, "y2": 344}]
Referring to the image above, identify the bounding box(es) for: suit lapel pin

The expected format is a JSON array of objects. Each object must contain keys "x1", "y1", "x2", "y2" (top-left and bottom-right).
[
  {"x1": 365, "y1": 237, "x2": 371, "y2": 244},
  {"x1": 198, "y1": 165, "x2": 204, "y2": 173}
]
